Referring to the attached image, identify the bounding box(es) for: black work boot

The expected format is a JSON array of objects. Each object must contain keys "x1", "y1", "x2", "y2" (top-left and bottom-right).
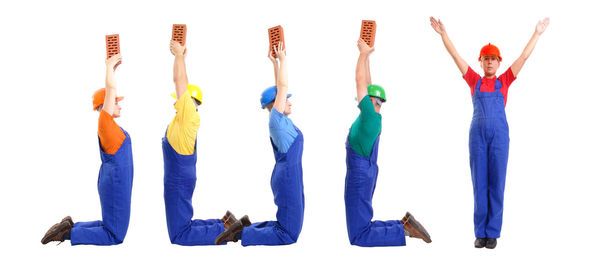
[
  {"x1": 401, "y1": 212, "x2": 432, "y2": 243},
  {"x1": 474, "y1": 238, "x2": 487, "y2": 248},
  {"x1": 215, "y1": 215, "x2": 251, "y2": 245},
  {"x1": 221, "y1": 210, "x2": 238, "y2": 230},
  {"x1": 485, "y1": 238, "x2": 497, "y2": 249},
  {"x1": 41, "y1": 218, "x2": 73, "y2": 245}
]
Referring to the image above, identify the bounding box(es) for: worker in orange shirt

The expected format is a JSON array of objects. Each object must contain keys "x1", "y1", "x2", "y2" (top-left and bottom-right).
[
  {"x1": 162, "y1": 40, "x2": 237, "y2": 245},
  {"x1": 42, "y1": 54, "x2": 134, "y2": 245}
]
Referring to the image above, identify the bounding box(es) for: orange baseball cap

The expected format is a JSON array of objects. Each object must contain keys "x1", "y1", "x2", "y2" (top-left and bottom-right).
[
  {"x1": 479, "y1": 43, "x2": 502, "y2": 62},
  {"x1": 93, "y1": 88, "x2": 124, "y2": 111}
]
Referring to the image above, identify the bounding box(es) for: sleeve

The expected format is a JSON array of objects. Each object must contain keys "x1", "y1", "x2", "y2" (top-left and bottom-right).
[
  {"x1": 98, "y1": 109, "x2": 126, "y2": 155},
  {"x1": 498, "y1": 68, "x2": 516, "y2": 105},
  {"x1": 498, "y1": 67, "x2": 516, "y2": 91},
  {"x1": 357, "y1": 95, "x2": 377, "y2": 116},
  {"x1": 269, "y1": 108, "x2": 286, "y2": 131},
  {"x1": 355, "y1": 95, "x2": 381, "y2": 141},
  {"x1": 463, "y1": 66, "x2": 481, "y2": 96},
  {"x1": 269, "y1": 109, "x2": 298, "y2": 153},
  {"x1": 173, "y1": 90, "x2": 199, "y2": 124}
]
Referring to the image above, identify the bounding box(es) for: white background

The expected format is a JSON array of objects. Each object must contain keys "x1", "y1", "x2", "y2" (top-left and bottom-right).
[{"x1": 1, "y1": 0, "x2": 598, "y2": 266}]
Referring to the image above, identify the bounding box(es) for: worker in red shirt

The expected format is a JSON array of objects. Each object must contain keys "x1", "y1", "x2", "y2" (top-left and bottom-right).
[
  {"x1": 430, "y1": 17, "x2": 549, "y2": 249},
  {"x1": 42, "y1": 54, "x2": 134, "y2": 245}
]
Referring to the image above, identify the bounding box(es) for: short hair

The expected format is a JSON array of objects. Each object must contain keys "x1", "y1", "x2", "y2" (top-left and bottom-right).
[
  {"x1": 96, "y1": 104, "x2": 103, "y2": 112},
  {"x1": 266, "y1": 102, "x2": 274, "y2": 111}
]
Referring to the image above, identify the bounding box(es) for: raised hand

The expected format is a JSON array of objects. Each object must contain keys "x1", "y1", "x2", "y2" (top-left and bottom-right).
[
  {"x1": 106, "y1": 53, "x2": 122, "y2": 72},
  {"x1": 430, "y1": 17, "x2": 446, "y2": 35},
  {"x1": 170, "y1": 40, "x2": 186, "y2": 56},
  {"x1": 535, "y1": 18, "x2": 550, "y2": 35},
  {"x1": 268, "y1": 45, "x2": 277, "y2": 64},
  {"x1": 357, "y1": 38, "x2": 374, "y2": 55},
  {"x1": 274, "y1": 42, "x2": 286, "y2": 60}
]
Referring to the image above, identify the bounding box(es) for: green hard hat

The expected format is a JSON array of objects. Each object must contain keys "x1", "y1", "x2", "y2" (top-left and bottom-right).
[{"x1": 367, "y1": 84, "x2": 386, "y2": 102}]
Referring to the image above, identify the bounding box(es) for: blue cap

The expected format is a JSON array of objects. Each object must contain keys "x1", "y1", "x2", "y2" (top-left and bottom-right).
[{"x1": 260, "y1": 86, "x2": 292, "y2": 109}]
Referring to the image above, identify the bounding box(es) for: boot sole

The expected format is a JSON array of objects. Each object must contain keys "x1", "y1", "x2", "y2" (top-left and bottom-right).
[
  {"x1": 41, "y1": 221, "x2": 71, "y2": 244},
  {"x1": 215, "y1": 215, "x2": 251, "y2": 245},
  {"x1": 485, "y1": 239, "x2": 497, "y2": 249},
  {"x1": 222, "y1": 211, "x2": 238, "y2": 229},
  {"x1": 215, "y1": 227, "x2": 238, "y2": 245},
  {"x1": 407, "y1": 215, "x2": 432, "y2": 243}
]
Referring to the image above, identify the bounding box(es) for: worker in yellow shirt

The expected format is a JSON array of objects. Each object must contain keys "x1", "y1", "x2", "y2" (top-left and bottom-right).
[{"x1": 162, "y1": 40, "x2": 237, "y2": 245}]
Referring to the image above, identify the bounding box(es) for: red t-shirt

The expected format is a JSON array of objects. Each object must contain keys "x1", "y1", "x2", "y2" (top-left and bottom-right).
[{"x1": 463, "y1": 66, "x2": 516, "y2": 106}]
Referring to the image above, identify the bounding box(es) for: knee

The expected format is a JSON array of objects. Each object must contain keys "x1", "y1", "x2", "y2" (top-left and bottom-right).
[
  {"x1": 113, "y1": 235, "x2": 125, "y2": 244},
  {"x1": 348, "y1": 232, "x2": 361, "y2": 246},
  {"x1": 287, "y1": 231, "x2": 300, "y2": 244},
  {"x1": 111, "y1": 229, "x2": 127, "y2": 245},
  {"x1": 285, "y1": 222, "x2": 303, "y2": 243},
  {"x1": 349, "y1": 236, "x2": 367, "y2": 247},
  {"x1": 168, "y1": 231, "x2": 181, "y2": 244},
  {"x1": 278, "y1": 226, "x2": 301, "y2": 245},
  {"x1": 347, "y1": 224, "x2": 370, "y2": 246}
]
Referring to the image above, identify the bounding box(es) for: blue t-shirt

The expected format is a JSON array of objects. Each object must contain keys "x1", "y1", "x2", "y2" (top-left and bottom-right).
[{"x1": 269, "y1": 109, "x2": 298, "y2": 153}]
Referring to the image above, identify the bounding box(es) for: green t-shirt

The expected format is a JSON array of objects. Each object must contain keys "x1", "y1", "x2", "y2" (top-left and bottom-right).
[{"x1": 349, "y1": 95, "x2": 382, "y2": 157}]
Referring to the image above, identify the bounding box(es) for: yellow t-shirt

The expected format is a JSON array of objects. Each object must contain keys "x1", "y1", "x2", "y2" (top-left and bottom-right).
[{"x1": 166, "y1": 90, "x2": 200, "y2": 155}]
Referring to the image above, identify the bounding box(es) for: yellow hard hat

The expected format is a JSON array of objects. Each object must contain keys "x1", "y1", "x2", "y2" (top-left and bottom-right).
[{"x1": 171, "y1": 84, "x2": 203, "y2": 104}]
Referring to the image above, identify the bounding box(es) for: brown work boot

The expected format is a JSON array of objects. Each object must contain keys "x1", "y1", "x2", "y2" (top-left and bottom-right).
[
  {"x1": 62, "y1": 216, "x2": 74, "y2": 227},
  {"x1": 215, "y1": 215, "x2": 251, "y2": 245},
  {"x1": 41, "y1": 218, "x2": 73, "y2": 245},
  {"x1": 401, "y1": 212, "x2": 432, "y2": 243},
  {"x1": 41, "y1": 216, "x2": 73, "y2": 242},
  {"x1": 221, "y1": 210, "x2": 238, "y2": 230}
]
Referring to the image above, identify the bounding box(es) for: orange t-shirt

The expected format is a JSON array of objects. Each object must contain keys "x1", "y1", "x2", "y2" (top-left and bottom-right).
[{"x1": 98, "y1": 110, "x2": 126, "y2": 154}]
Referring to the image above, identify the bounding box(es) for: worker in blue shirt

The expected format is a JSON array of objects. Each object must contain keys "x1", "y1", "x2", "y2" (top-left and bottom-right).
[{"x1": 215, "y1": 42, "x2": 304, "y2": 246}]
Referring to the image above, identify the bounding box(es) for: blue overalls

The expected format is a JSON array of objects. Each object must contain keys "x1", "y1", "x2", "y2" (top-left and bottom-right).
[
  {"x1": 162, "y1": 132, "x2": 225, "y2": 245},
  {"x1": 70, "y1": 129, "x2": 134, "y2": 245},
  {"x1": 344, "y1": 135, "x2": 406, "y2": 247},
  {"x1": 241, "y1": 126, "x2": 304, "y2": 246},
  {"x1": 469, "y1": 78, "x2": 510, "y2": 239}
]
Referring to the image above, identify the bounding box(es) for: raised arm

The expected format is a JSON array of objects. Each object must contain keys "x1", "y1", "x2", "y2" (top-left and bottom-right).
[
  {"x1": 430, "y1": 17, "x2": 469, "y2": 76},
  {"x1": 102, "y1": 54, "x2": 122, "y2": 115},
  {"x1": 366, "y1": 57, "x2": 372, "y2": 85},
  {"x1": 510, "y1": 18, "x2": 549, "y2": 77},
  {"x1": 268, "y1": 46, "x2": 279, "y2": 84},
  {"x1": 272, "y1": 42, "x2": 288, "y2": 113},
  {"x1": 170, "y1": 40, "x2": 188, "y2": 99},
  {"x1": 356, "y1": 38, "x2": 374, "y2": 102}
]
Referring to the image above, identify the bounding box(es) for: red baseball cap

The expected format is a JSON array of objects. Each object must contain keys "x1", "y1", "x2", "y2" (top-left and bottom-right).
[{"x1": 479, "y1": 43, "x2": 502, "y2": 62}]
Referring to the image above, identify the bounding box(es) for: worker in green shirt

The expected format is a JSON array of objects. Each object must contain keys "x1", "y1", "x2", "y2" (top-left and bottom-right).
[{"x1": 344, "y1": 38, "x2": 432, "y2": 247}]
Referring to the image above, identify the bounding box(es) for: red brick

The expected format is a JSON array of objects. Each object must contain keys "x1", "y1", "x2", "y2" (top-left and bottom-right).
[
  {"x1": 172, "y1": 24, "x2": 187, "y2": 46},
  {"x1": 360, "y1": 20, "x2": 376, "y2": 47},
  {"x1": 105, "y1": 34, "x2": 121, "y2": 68},
  {"x1": 268, "y1": 25, "x2": 285, "y2": 58}
]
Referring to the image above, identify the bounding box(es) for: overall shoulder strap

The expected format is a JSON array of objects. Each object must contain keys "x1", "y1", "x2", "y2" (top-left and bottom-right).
[
  {"x1": 494, "y1": 79, "x2": 503, "y2": 92},
  {"x1": 474, "y1": 78, "x2": 483, "y2": 95}
]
